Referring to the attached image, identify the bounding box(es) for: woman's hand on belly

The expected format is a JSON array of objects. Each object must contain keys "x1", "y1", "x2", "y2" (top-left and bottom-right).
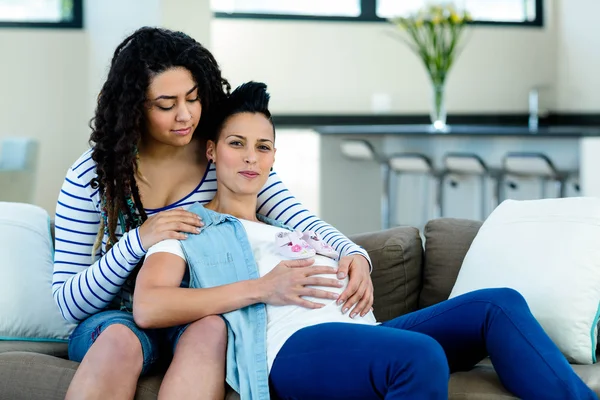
[
  {"x1": 256, "y1": 258, "x2": 344, "y2": 309},
  {"x1": 335, "y1": 254, "x2": 374, "y2": 319}
]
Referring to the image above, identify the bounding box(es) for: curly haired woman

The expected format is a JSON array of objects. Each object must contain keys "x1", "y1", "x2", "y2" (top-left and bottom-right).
[{"x1": 53, "y1": 27, "x2": 373, "y2": 400}]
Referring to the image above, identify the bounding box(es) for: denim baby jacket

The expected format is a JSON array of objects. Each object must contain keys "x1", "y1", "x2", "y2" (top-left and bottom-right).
[{"x1": 179, "y1": 202, "x2": 292, "y2": 400}]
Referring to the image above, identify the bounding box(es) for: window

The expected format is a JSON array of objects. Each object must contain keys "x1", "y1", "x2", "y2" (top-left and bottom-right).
[
  {"x1": 212, "y1": 0, "x2": 543, "y2": 26},
  {"x1": 212, "y1": 0, "x2": 360, "y2": 18},
  {"x1": 0, "y1": 0, "x2": 83, "y2": 28},
  {"x1": 377, "y1": 0, "x2": 538, "y2": 23}
]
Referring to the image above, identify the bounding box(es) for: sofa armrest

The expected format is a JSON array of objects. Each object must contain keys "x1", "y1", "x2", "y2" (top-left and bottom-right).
[
  {"x1": 349, "y1": 226, "x2": 422, "y2": 322},
  {"x1": 419, "y1": 218, "x2": 483, "y2": 309}
]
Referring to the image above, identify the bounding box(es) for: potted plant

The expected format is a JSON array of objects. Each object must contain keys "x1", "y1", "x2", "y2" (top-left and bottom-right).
[{"x1": 390, "y1": 3, "x2": 471, "y2": 130}]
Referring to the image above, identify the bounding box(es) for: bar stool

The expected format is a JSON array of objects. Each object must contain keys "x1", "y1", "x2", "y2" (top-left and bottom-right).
[
  {"x1": 0, "y1": 137, "x2": 39, "y2": 203},
  {"x1": 442, "y1": 152, "x2": 498, "y2": 220},
  {"x1": 339, "y1": 139, "x2": 391, "y2": 230},
  {"x1": 388, "y1": 153, "x2": 443, "y2": 228},
  {"x1": 0, "y1": 137, "x2": 38, "y2": 171},
  {"x1": 500, "y1": 152, "x2": 568, "y2": 201},
  {"x1": 339, "y1": 140, "x2": 442, "y2": 230}
]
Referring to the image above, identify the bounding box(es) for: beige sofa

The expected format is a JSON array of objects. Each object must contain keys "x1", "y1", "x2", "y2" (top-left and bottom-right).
[{"x1": 1, "y1": 218, "x2": 600, "y2": 399}]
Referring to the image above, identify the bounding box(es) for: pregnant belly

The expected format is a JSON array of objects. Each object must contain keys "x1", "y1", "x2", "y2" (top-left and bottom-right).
[
  {"x1": 267, "y1": 273, "x2": 376, "y2": 328},
  {"x1": 302, "y1": 273, "x2": 348, "y2": 306}
]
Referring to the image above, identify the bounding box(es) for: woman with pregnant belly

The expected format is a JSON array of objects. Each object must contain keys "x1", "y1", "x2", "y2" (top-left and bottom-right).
[{"x1": 133, "y1": 82, "x2": 597, "y2": 400}]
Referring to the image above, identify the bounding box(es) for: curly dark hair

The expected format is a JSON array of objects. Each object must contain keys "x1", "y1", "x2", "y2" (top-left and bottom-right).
[{"x1": 89, "y1": 26, "x2": 230, "y2": 252}]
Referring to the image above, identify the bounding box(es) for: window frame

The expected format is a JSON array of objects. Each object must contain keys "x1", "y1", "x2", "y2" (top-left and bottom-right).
[
  {"x1": 213, "y1": 0, "x2": 544, "y2": 27},
  {"x1": 0, "y1": 0, "x2": 83, "y2": 29}
]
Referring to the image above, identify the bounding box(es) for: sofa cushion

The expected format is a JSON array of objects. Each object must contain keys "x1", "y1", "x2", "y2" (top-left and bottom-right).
[
  {"x1": 572, "y1": 362, "x2": 600, "y2": 396},
  {"x1": 0, "y1": 341, "x2": 68, "y2": 358},
  {"x1": 419, "y1": 218, "x2": 482, "y2": 309},
  {"x1": 2, "y1": 353, "x2": 597, "y2": 400},
  {"x1": 448, "y1": 357, "x2": 600, "y2": 399},
  {"x1": 0, "y1": 202, "x2": 76, "y2": 342},
  {"x1": 448, "y1": 362, "x2": 516, "y2": 400},
  {"x1": 0, "y1": 352, "x2": 162, "y2": 400},
  {"x1": 349, "y1": 226, "x2": 422, "y2": 322},
  {"x1": 450, "y1": 198, "x2": 600, "y2": 364}
]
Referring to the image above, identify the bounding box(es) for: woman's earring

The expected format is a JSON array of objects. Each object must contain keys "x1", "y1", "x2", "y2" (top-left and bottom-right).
[{"x1": 270, "y1": 167, "x2": 273, "y2": 172}]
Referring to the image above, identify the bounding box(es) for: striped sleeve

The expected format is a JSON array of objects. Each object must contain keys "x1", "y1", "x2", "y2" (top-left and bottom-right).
[
  {"x1": 256, "y1": 170, "x2": 372, "y2": 269},
  {"x1": 52, "y1": 164, "x2": 146, "y2": 324}
]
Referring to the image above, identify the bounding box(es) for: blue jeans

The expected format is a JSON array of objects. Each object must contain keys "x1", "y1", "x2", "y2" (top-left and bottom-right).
[
  {"x1": 270, "y1": 288, "x2": 598, "y2": 400},
  {"x1": 68, "y1": 310, "x2": 188, "y2": 375}
]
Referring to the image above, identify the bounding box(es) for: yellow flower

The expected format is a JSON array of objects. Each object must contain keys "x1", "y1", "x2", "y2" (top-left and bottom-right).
[
  {"x1": 415, "y1": 18, "x2": 424, "y2": 28},
  {"x1": 432, "y1": 15, "x2": 442, "y2": 25},
  {"x1": 450, "y1": 12, "x2": 462, "y2": 24}
]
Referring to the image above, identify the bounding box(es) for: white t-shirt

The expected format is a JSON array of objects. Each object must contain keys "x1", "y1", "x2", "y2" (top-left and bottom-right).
[{"x1": 146, "y1": 219, "x2": 378, "y2": 371}]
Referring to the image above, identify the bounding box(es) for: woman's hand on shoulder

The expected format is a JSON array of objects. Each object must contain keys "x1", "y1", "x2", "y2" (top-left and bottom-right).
[
  {"x1": 257, "y1": 258, "x2": 343, "y2": 309},
  {"x1": 335, "y1": 255, "x2": 374, "y2": 318},
  {"x1": 139, "y1": 207, "x2": 204, "y2": 250}
]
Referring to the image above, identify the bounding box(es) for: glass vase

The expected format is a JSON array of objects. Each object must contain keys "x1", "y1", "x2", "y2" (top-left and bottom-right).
[{"x1": 430, "y1": 82, "x2": 447, "y2": 131}]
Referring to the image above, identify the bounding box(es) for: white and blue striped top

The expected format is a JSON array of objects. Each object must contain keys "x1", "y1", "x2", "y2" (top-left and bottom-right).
[{"x1": 53, "y1": 149, "x2": 371, "y2": 324}]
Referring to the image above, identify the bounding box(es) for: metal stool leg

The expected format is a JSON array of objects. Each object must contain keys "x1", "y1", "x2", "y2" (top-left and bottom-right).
[
  {"x1": 380, "y1": 163, "x2": 391, "y2": 230},
  {"x1": 436, "y1": 171, "x2": 445, "y2": 219},
  {"x1": 388, "y1": 153, "x2": 439, "y2": 229},
  {"x1": 442, "y1": 152, "x2": 492, "y2": 220},
  {"x1": 502, "y1": 152, "x2": 563, "y2": 200},
  {"x1": 479, "y1": 174, "x2": 487, "y2": 221}
]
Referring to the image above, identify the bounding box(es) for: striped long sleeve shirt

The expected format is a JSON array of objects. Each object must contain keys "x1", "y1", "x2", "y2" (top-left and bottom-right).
[{"x1": 53, "y1": 149, "x2": 371, "y2": 324}]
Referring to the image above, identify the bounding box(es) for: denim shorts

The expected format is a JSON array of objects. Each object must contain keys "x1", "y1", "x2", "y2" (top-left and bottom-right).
[{"x1": 68, "y1": 310, "x2": 189, "y2": 375}]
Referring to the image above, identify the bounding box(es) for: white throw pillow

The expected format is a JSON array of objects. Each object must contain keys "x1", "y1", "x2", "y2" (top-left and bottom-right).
[
  {"x1": 0, "y1": 202, "x2": 75, "y2": 341},
  {"x1": 450, "y1": 197, "x2": 600, "y2": 365}
]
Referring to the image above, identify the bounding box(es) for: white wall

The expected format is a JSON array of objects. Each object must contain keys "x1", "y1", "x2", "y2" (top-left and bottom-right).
[
  {"x1": 0, "y1": 29, "x2": 88, "y2": 213},
  {"x1": 211, "y1": 0, "x2": 557, "y2": 114},
  {"x1": 272, "y1": 130, "x2": 321, "y2": 215},
  {"x1": 86, "y1": 0, "x2": 211, "y2": 106},
  {"x1": 85, "y1": 0, "x2": 161, "y2": 115},
  {"x1": 161, "y1": 0, "x2": 211, "y2": 46},
  {"x1": 555, "y1": 0, "x2": 600, "y2": 112}
]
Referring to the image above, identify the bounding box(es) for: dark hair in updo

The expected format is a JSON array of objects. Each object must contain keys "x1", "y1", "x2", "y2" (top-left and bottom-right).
[{"x1": 209, "y1": 81, "x2": 274, "y2": 142}]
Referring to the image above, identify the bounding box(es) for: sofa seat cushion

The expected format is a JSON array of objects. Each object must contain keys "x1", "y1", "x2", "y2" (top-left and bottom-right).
[
  {"x1": 0, "y1": 341, "x2": 68, "y2": 358},
  {"x1": 449, "y1": 363, "x2": 516, "y2": 399},
  {"x1": 0, "y1": 351, "x2": 243, "y2": 400},
  {"x1": 571, "y1": 363, "x2": 600, "y2": 395},
  {"x1": 349, "y1": 226, "x2": 423, "y2": 322},
  {"x1": 0, "y1": 352, "x2": 162, "y2": 400},
  {"x1": 449, "y1": 358, "x2": 600, "y2": 399}
]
